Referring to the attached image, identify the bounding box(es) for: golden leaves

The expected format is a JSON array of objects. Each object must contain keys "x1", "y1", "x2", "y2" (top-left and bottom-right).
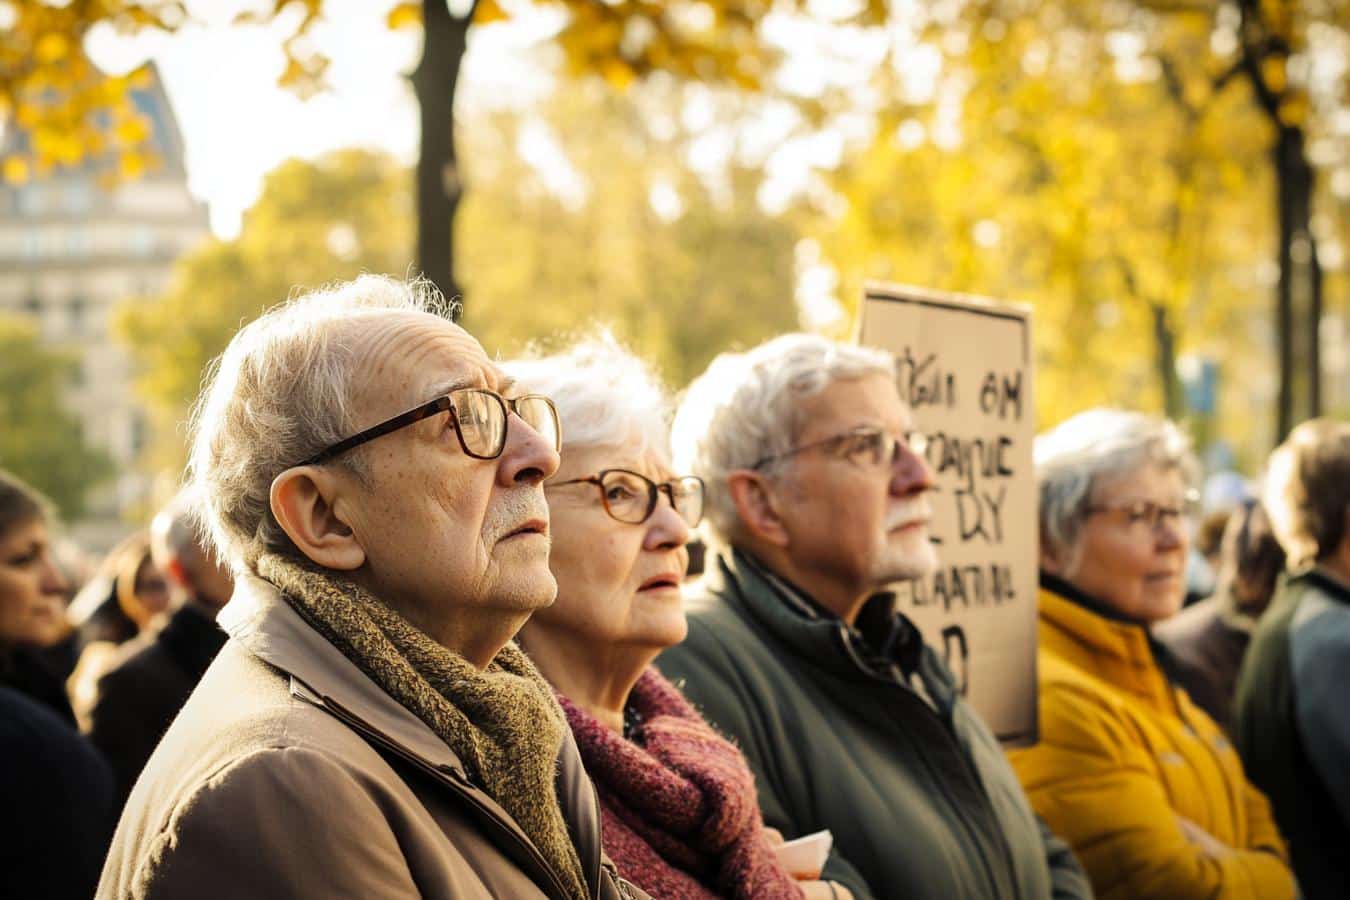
[
  {"x1": 474, "y1": 0, "x2": 510, "y2": 26},
  {"x1": 0, "y1": 3, "x2": 180, "y2": 186},
  {"x1": 387, "y1": 2, "x2": 422, "y2": 29}
]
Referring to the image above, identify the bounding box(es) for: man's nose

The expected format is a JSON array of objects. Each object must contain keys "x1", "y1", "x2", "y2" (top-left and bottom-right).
[
  {"x1": 890, "y1": 440, "x2": 934, "y2": 497},
  {"x1": 498, "y1": 414, "x2": 561, "y2": 486}
]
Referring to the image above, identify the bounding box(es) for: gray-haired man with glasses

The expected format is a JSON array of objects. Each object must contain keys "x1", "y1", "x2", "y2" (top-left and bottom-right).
[
  {"x1": 657, "y1": 333, "x2": 1090, "y2": 900},
  {"x1": 99, "y1": 275, "x2": 647, "y2": 900}
]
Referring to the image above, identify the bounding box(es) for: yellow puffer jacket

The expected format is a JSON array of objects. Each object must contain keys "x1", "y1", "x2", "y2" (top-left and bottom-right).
[{"x1": 1008, "y1": 585, "x2": 1295, "y2": 900}]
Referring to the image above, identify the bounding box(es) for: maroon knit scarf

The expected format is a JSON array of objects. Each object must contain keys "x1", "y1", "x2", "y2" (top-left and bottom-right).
[{"x1": 557, "y1": 668, "x2": 803, "y2": 900}]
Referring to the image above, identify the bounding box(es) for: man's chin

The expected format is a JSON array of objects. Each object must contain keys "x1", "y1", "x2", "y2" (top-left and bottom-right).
[{"x1": 879, "y1": 537, "x2": 940, "y2": 583}]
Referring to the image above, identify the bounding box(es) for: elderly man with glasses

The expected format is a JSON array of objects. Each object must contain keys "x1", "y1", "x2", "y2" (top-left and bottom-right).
[
  {"x1": 98, "y1": 276, "x2": 646, "y2": 900},
  {"x1": 657, "y1": 334, "x2": 1091, "y2": 900}
]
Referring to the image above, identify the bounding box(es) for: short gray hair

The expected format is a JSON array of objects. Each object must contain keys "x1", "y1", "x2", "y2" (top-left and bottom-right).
[
  {"x1": 187, "y1": 275, "x2": 450, "y2": 571},
  {"x1": 1035, "y1": 408, "x2": 1198, "y2": 573},
  {"x1": 672, "y1": 333, "x2": 896, "y2": 546},
  {"x1": 503, "y1": 331, "x2": 671, "y2": 460}
]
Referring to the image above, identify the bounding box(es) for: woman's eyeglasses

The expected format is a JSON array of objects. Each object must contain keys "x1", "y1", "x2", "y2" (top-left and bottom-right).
[
  {"x1": 550, "y1": 468, "x2": 705, "y2": 527},
  {"x1": 1085, "y1": 492, "x2": 1199, "y2": 533}
]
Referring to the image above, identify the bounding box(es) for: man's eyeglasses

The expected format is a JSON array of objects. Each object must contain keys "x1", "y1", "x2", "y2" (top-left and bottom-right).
[
  {"x1": 297, "y1": 388, "x2": 560, "y2": 467},
  {"x1": 1085, "y1": 493, "x2": 1198, "y2": 533},
  {"x1": 751, "y1": 425, "x2": 928, "y2": 471},
  {"x1": 550, "y1": 469, "x2": 705, "y2": 528}
]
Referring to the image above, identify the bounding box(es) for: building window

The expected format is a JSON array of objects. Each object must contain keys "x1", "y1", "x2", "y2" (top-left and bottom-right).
[
  {"x1": 68, "y1": 295, "x2": 87, "y2": 336},
  {"x1": 63, "y1": 183, "x2": 93, "y2": 214},
  {"x1": 22, "y1": 293, "x2": 41, "y2": 316},
  {"x1": 131, "y1": 226, "x2": 156, "y2": 257},
  {"x1": 130, "y1": 411, "x2": 149, "y2": 455}
]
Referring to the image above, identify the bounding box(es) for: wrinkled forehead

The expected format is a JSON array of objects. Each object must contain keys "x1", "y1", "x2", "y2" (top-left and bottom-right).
[
  {"x1": 348, "y1": 310, "x2": 506, "y2": 423},
  {"x1": 791, "y1": 371, "x2": 910, "y2": 441}
]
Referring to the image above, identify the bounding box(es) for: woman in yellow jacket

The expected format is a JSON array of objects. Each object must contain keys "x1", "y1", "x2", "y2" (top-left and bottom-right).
[{"x1": 1009, "y1": 409, "x2": 1295, "y2": 900}]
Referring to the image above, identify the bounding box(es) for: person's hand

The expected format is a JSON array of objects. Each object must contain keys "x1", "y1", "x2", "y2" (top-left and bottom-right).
[
  {"x1": 798, "y1": 882, "x2": 853, "y2": 900},
  {"x1": 763, "y1": 827, "x2": 786, "y2": 846},
  {"x1": 1177, "y1": 817, "x2": 1233, "y2": 859}
]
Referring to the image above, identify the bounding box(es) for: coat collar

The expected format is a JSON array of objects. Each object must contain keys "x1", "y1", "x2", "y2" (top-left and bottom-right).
[
  {"x1": 218, "y1": 574, "x2": 607, "y2": 898},
  {"x1": 1037, "y1": 577, "x2": 1175, "y2": 710},
  {"x1": 219, "y1": 574, "x2": 473, "y2": 778},
  {"x1": 707, "y1": 549, "x2": 955, "y2": 709}
]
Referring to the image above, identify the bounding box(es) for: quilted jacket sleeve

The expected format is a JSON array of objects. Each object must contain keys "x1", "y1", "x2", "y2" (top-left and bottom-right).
[{"x1": 1009, "y1": 682, "x2": 1295, "y2": 900}]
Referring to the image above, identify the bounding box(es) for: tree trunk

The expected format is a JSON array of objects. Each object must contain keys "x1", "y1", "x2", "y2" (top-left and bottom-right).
[
  {"x1": 1152, "y1": 303, "x2": 1181, "y2": 419},
  {"x1": 412, "y1": 0, "x2": 473, "y2": 316},
  {"x1": 1273, "y1": 125, "x2": 1319, "y2": 440}
]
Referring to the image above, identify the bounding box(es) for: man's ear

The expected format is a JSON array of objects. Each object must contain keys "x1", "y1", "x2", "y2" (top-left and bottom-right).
[
  {"x1": 270, "y1": 467, "x2": 366, "y2": 571},
  {"x1": 726, "y1": 470, "x2": 791, "y2": 548}
]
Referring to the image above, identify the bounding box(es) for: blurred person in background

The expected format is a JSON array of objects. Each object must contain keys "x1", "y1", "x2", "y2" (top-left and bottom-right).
[
  {"x1": 658, "y1": 334, "x2": 1090, "y2": 900},
  {"x1": 98, "y1": 275, "x2": 646, "y2": 900},
  {"x1": 68, "y1": 530, "x2": 171, "y2": 651},
  {"x1": 85, "y1": 486, "x2": 233, "y2": 801},
  {"x1": 67, "y1": 530, "x2": 172, "y2": 726},
  {"x1": 508, "y1": 337, "x2": 839, "y2": 900},
  {"x1": 1011, "y1": 409, "x2": 1294, "y2": 900},
  {"x1": 1233, "y1": 418, "x2": 1350, "y2": 900},
  {"x1": 0, "y1": 468, "x2": 118, "y2": 899},
  {"x1": 1153, "y1": 500, "x2": 1285, "y2": 731}
]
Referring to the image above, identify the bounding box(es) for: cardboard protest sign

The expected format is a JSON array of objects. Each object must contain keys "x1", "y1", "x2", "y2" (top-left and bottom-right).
[{"x1": 858, "y1": 282, "x2": 1038, "y2": 746}]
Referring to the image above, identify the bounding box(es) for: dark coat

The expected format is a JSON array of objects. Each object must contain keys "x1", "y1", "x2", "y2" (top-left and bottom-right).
[
  {"x1": 86, "y1": 601, "x2": 227, "y2": 800},
  {"x1": 98, "y1": 574, "x2": 647, "y2": 900},
  {"x1": 657, "y1": 550, "x2": 1092, "y2": 900},
  {"x1": 0, "y1": 642, "x2": 77, "y2": 726},
  {"x1": 1151, "y1": 593, "x2": 1254, "y2": 732},
  {"x1": 0, "y1": 685, "x2": 117, "y2": 900},
  {"x1": 1234, "y1": 568, "x2": 1350, "y2": 900}
]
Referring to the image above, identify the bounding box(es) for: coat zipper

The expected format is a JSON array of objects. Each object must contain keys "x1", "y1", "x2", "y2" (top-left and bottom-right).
[
  {"x1": 835, "y1": 624, "x2": 1022, "y2": 900},
  {"x1": 297, "y1": 686, "x2": 578, "y2": 900}
]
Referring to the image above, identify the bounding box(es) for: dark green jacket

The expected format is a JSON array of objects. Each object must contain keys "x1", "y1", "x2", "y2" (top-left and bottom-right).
[
  {"x1": 1233, "y1": 568, "x2": 1350, "y2": 900},
  {"x1": 657, "y1": 550, "x2": 1091, "y2": 900}
]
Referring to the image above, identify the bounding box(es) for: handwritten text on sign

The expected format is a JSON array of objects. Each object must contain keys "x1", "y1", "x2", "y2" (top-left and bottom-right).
[{"x1": 860, "y1": 285, "x2": 1038, "y2": 747}]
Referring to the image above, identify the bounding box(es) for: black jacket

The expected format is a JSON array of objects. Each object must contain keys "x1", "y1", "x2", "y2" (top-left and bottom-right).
[
  {"x1": 0, "y1": 685, "x2": 117, "y2": 899},
  {"x1": 87, "y1": 602, "x2": 227, "y2": 800},
  {"x1": 657, "y1": 550, "x2": 1091, "y2": 900}
]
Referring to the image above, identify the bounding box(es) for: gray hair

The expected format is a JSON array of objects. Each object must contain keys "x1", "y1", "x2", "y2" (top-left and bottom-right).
[
  {"x1": 671, "y1": 333, "x2": 896, "y2": 546},
  {"x1": 150, "y1": 484, "x2": 207, "y2": 567},
  {"x1": 187, "y1": 274, "x2": 450, "y2": 571},
  {"x1": 503, "y1": 331, "x2": 671, "y2": 460},
  {"x1": 1035, "y1": 408, "x2": 1198, "y2": 573}
]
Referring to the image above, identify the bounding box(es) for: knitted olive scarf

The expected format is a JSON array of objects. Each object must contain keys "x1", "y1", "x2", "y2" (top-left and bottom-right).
[{"x1": 257, "y1": 554, "x2": 588, "y2": 900}]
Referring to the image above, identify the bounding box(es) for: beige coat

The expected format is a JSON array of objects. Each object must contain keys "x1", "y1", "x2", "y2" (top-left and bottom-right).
[{"x1": 97, "y1": 575, "x2": 645, "y2": 900}]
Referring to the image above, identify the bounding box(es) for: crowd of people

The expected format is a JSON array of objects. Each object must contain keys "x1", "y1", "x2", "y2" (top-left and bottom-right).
[{"x1": 1, "y1": 273, "x2": 1345, "y2": 900}]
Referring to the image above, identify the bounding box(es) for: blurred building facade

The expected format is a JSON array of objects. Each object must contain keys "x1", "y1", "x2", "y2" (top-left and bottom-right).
[{"x1": 0, "y1": 64, "x2": 208, "y2": 549}]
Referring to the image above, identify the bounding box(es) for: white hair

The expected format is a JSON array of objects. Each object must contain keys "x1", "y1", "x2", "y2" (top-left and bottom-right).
[
  {"x1": 503, "y1": 330, "x2": 671, "y2": 460},
  {"x1": 671, "y1": 333, "x2": 896, "y2": 546},
  {"x1": 187, "y1": 274, "x2": 451, "y2": 571},
  {"x1": 1035, "y1": 407, "x2": 1198, "y2": 573}
]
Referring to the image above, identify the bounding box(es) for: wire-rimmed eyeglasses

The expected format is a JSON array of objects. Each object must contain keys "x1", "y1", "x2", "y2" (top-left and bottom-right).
[{"x1": 751, "y1": 425, "x2": 928, "y2": 471}]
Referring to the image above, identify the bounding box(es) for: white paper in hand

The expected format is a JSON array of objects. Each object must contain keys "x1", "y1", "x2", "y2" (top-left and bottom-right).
[{"x1": 771, "y1": 830, "x2": 833, "y2": 880}]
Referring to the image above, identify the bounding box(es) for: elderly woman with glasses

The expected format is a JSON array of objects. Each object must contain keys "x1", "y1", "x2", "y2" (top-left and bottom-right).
[
  {"x1": 1008, "y1": 409, "x2": 1294, "y2": 900},
  {"x1": 507, "y1": 337, "x2": 843, "y2": 900}
]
